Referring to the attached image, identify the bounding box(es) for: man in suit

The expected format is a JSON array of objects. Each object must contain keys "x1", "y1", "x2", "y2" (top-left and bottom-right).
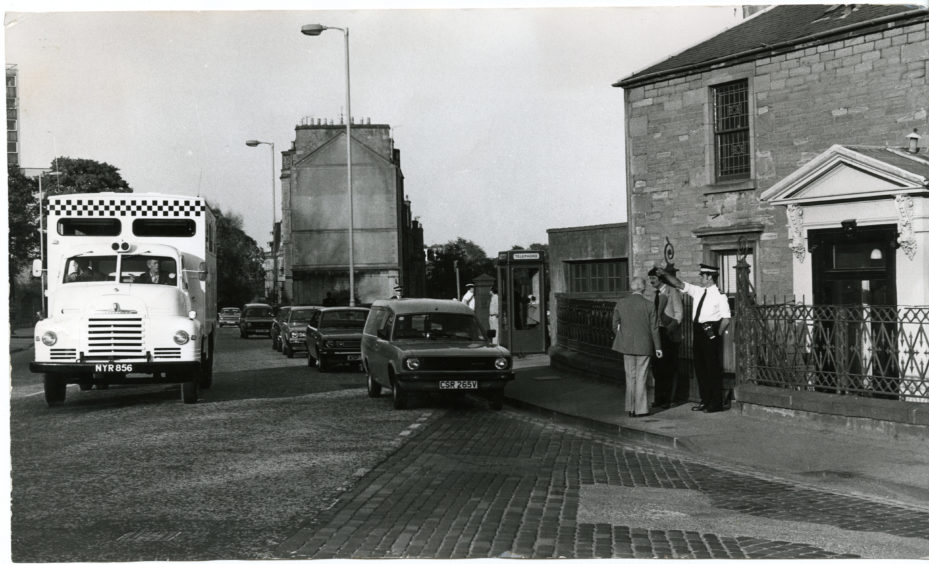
[
  {"x1": 648, "y1": 266, "x2": 684, "y2": 408},
  {"x1": 611, "y1": 276, "x2": 662, "y2": 417},
  {"x1": 136, "y1": 259, "x2": 172, "y2": 285}
]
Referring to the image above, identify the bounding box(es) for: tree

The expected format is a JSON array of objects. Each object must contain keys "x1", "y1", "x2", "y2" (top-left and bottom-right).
[
  {"x1": 211, "y1": 205, "x2": 266, "y2": 308},
  {"x1": 41, "y1": 157, "x2": 132, "y2": 198},
  {"x1": 8, "y1": 165, "x2": 39, "y2": 276},
  {"x1": 424, "y1": 237, "x2": 495, "y2": 299}
]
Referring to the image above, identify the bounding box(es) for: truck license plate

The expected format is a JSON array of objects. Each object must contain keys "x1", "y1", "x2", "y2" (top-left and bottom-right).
[
  {"x1": 439, "y1": 380, "x2": 478, "y2": 390},
  {"x1": 94, "y1": 363, "x2": 134, "y2": 373}
]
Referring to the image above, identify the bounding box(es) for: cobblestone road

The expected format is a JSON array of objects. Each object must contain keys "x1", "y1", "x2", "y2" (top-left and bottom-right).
[{"x1": 278, "y1": 407, "x2": 929, "y2": 559}]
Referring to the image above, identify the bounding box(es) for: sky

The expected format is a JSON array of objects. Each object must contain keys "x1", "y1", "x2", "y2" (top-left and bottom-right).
[{"x1": 4, "y1": 1, "x2": 745, "y2": 255}]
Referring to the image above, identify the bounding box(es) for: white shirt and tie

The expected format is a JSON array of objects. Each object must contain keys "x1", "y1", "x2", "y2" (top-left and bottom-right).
[{"x1": 681, "y1": 282, "x2": 731, "y2": 323}]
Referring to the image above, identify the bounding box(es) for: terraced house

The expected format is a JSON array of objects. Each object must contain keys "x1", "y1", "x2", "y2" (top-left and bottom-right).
[{"x1": 612, "y1": 5, "x2": 929, "y2": 427}]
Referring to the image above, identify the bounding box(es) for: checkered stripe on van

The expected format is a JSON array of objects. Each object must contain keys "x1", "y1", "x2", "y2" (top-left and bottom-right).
[{"x1": 47, "y1": 199, "x2": 204, "y2": 217}]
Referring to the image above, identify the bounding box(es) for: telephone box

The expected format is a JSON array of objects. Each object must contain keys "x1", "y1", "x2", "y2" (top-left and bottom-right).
[{"x1": 496, "y1": 250, "x2": 547, "y2": 354}]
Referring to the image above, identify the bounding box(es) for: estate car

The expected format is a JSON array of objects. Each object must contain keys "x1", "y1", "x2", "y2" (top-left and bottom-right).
[
  {"x1": 238, "y1": 303, "x2": 274, "y2": 338},
  {"x1": 361, "y1": 298, "x2": 513, "y2": 410},
  {"x1": 306, "y1": 307, "x2": 370, "y2": 372}
]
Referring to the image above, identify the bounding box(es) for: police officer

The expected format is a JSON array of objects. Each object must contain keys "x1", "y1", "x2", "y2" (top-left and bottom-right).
[{"x1": 655, "y1": 264, "x2": 730, "y2": 413}]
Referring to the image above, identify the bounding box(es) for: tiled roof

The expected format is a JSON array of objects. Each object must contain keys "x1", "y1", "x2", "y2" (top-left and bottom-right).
[
  {"x1": 845, "y1": 145, "x2": 929, "y2": 180},
  {"x1": 615, "y1": 4, "x2": 928, "y2": 88}
]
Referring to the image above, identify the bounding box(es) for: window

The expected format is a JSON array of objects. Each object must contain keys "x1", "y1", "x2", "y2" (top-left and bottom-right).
[
  {"x1": 133, "y1": 219, "x2": 196, "y2": 237},
  {"x1": 716, "y1": 248, "x2": 755, "y2": 295},
  {"x1": 566, "y1": 259, "x2": 628, "y2": 293},
  {"x1": 57, "y1": 218, "x2": 122, "y2": 236},
  {"x1": 713, "y1": 79, "x2": 750, "y2": 182}
]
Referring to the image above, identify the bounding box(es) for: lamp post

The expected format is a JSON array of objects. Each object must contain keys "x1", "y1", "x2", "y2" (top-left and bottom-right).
[
  {"x1": 301, "y1": 23, "x2": 355, "y2": 306},
  {"x1": 37, "y1": 170, "x2": 61, "y2": 319},
  {"x1": 245, "y1": 139, "x2": 278, "y2": 303}
]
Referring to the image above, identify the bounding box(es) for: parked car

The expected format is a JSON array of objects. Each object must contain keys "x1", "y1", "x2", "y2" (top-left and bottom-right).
[
  {"x1": 306, "y1": 307, "x2": 370, "y2": 372},
  {"x1": 361, "y1": 298, "x2": 513, "y2": 410},
  {"x1": 270, "y1": 306, "x2": 292, "y2": 351},
  {"x1": 238, "y1": 303, "x2": 274, "y2": 338},
  {"x1": 280, "y1": 306, "x2": 321, "y2": 358},
  {"x1": 218, "y1": 307, "x2": 241, "y2": 327}
]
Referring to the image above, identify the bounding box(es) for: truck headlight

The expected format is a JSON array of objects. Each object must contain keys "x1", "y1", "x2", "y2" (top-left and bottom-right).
[
  {"x1": 404, "y1": 357, "x2": 421, "y2": 371},
  {"x1": 41, "y1": 331, "x2": 58, "y2": 346},
  {"x1": 495, "y1": 358, "x2": 509, "y2": 370},
  {"x1": 173, "y1": 330, "x2": 191, "y2": 345}
]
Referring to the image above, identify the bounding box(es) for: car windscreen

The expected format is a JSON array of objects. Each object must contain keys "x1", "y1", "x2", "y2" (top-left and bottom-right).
[
  {"x1": 244, "y1": 308, "x2": 273, "y2": 318},
  {"x1": 221, "y1": 308, "x2": 240, "y2": 315},
  {"x1": 319, "y1": 310, "x2": 368, "y2": 330},
  {"x1": 392, "y1": 313, "x2": 485, "y2": 341},
  {"x1": 289, "y1": 309, "x2": 314, "y2": 322}
]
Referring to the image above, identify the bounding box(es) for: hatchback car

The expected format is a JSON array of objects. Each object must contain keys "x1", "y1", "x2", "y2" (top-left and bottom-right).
[
  {"x1": 361, "y1": 298, "x2": 513, "y2": 410},
  {"x1": 238, "y1": 303, "x2": 274, "y2": 338},
  {"x1": 218, "y1": 307, "x2": 241, "y2": 327},
  {"x1": 280, "y1": 306, "x2": 321, "y2": 358},
  {"x1": 306, "y1": 307, "x2": 370, "y2": 372},
  {"x1": 270, "y1": 306, "x2": 292, "y2": 351}
]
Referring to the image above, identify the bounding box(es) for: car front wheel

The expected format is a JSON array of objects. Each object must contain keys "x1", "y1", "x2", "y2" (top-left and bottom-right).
[
  {"x1": 367, "y1": 369, "x2": 382, "y2": 398},
  {"x1": 391, "y1": 379, "x2": 407, "y2": 410}
]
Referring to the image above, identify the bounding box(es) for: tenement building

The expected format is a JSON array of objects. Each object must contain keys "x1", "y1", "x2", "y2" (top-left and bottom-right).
[
  {"x1": 279, "y1": 118, "x2": 425, "y2": 305},
  {"x1": 613, "y1": 5, "x2": 929, "y2": 422}
]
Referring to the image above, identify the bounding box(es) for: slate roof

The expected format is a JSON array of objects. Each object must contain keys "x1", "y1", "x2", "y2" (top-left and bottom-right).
[
  {"x1": 615, "y1": 4, "x2": 928, "y2": 88},
  {"x1": 845, "y1": 145, "x2": 929, "y2": 181}
]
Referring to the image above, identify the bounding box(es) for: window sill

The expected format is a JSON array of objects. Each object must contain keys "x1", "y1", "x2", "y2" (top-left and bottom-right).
[{"x1": 704, "y1": 178, "x2": 756, "y2": 194}]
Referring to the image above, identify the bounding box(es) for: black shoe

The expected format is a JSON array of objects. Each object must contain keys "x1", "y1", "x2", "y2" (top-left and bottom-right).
[{"x1": 691, "y1": 404, "x2": 706, "y2": 411}]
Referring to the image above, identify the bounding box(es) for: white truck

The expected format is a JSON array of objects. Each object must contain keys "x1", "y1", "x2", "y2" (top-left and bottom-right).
[{"x1": 30, "y1": 192, "x2": 217, "y2": 405}]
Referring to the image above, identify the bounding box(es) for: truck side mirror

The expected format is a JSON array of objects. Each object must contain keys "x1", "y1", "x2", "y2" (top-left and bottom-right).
[{"x1": 32, "y1": 259, "x2": 43, "y2": 278}]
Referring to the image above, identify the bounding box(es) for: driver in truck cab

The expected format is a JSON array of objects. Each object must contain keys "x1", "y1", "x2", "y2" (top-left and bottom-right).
[{"x1": 135, "y1": 258, "x2": 172, "y2": 285}]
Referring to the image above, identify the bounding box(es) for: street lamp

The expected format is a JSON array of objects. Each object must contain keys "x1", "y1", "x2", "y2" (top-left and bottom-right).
[
  {"x1": 37, "y1": 170, "x2": 61, "y2": 319},
  {"x1": 301, "y1": 23, "x2": 355, "y2": 306},
  {"x1": 245, "y1": 139, "x2": 279, "y2": 303}
]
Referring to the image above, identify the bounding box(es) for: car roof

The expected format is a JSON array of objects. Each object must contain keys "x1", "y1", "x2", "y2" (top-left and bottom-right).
[
  {"x1": 369, "y1": 298, "x2": 474, "y2": 315},
  {"x1": 319, "y1": 306, "x2": 370, "y2": 312},
  {"x1": 290, "y1": 305, "x2": 320, "y2": 311},
  {"x1": 243, "y1": 303, "x2": 272, "y2": 309}
]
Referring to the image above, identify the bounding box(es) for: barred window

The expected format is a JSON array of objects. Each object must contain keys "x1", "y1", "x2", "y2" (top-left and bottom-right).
[
  {"x1": 566, "y1": 259, "x2": 628, "y2": 294},
  {"x1": 716, "y1": 248, "x2": 755, "y2": 295},
  {"x1": 713, "y1": 80, "x2": 751, "y2": 181}
]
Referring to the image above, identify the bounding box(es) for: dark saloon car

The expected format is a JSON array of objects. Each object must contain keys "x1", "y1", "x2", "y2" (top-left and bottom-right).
[
  {"x1": 270, "y1": 306, "x2": 292, "y2": 351},
  {"x1": 238, "y1": 303, "x2": 274, "y2": 338},
  {"x1": 306, "y1": 307, "x2": 370, "y2": 372},
  {"x1": 280, "y1": 306, "x2": 321, "y2": 358},
  {"x1": 218, "y1": 307, "x2": 241, "y2": 327},
  {"x1": 361, "y1": 298, "x2": 513, "y2": 410}
]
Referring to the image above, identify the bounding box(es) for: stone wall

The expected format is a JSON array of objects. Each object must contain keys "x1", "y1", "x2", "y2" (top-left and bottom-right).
[{"x1": 623, "y1": 19, "x2": 929, "y2": 294}]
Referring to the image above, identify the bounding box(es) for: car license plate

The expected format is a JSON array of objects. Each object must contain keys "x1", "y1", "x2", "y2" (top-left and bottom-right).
[
  {"x1": 348, "y1": 355, "x2": 361, "y2": 361},
  {"x1": 94, "y1": 363, "x2": 133, "y2": 373},
  {"x1": 439, "y1": 380, "x2": 478, "y2": 390}
]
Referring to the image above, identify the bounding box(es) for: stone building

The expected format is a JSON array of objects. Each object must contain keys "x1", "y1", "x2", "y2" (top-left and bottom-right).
[
  {"x1": 279, "y1": 118, "x2": 425, "y2": 305},
  {"x1": 614, "y1": 4, "x2": 928, "y2": 303}
]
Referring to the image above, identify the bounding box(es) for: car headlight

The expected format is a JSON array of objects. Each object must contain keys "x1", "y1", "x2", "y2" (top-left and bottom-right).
[
  {"x1": 173, "y1": 330, "x2": 190, "y2": 345},
  {"x1": 495, "y1": 358, "x2": 509, "y2": 370},
  {"x1": 41, "y1": 331, "x2": 58, "y2": 346},
  {"x1": 404, "y1": 357, "x2": 421, "y2": 371}
]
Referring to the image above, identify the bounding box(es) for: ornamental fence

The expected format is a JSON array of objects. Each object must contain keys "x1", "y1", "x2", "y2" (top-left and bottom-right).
[{"x1": 554, "y1": 259, "x2": 929, "y2": 403}]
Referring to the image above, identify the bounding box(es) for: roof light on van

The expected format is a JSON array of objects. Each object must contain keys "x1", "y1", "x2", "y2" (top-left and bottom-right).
[{"x1": 111, "y1": 241, "x2": 132, "y2": 253}]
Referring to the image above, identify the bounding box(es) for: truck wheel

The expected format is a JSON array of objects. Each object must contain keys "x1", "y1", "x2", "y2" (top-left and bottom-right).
[
  {"x1": 43, "y1": 375, "x2": 67, "y2": 406},
  {"x1": 78, "y1": 380, "x2": 93, "y2": 391},
  {"x1": 181, "y1": 375, "x2": 199, "y2": 404},
  {"x1": 199, "y1": 336, "x2": 214, "y2": 389}
]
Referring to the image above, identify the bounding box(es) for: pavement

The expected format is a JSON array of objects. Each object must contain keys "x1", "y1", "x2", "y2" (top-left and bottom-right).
[{"x1": 507, "y1": 354, "x2": 929, "y2": 510}]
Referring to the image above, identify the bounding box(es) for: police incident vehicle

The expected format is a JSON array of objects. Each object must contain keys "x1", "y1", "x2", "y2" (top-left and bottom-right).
[{"x1": 30, "y1": 193, "x2": 217, "y2": 405}]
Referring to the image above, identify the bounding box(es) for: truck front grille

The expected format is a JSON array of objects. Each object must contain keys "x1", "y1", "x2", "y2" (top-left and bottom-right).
[
  {"x1": 154, "y1": 347, "x2": 182, "y2": 359},
  {"x1": 50, "y1": 348, "x2": 77, "y2": 361},
  {"x1": 87, "y1": 317, "x2": 144, "y2": 358}
]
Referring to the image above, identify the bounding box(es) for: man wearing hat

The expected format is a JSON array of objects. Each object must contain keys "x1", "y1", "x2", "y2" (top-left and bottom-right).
[
  {"x1": 461, "y1": 283, "x2": 476, "y2": 310},
  {"x1": 655, "y1": 263, "x2": 730, "y2": 413}
]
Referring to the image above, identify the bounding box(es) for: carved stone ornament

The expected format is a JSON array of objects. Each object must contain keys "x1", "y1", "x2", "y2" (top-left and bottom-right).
[
  {"x1": 786, "y1": 204, "x2": 806, "y2": 262},
  {"x1": 895, "y1": 194, "x2": 917, "y2": 260}
]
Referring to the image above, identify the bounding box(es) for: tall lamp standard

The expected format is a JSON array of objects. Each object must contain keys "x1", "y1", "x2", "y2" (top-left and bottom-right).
[
  {"x1": 245, "y1": 139, "x2": 278, "y2": 303},
  {"x1": 301, "y1": 23, "x2": 355, "y2": 306},
  {"x1": 37, "y1": 170, "x2": 61, "y2": 319}
]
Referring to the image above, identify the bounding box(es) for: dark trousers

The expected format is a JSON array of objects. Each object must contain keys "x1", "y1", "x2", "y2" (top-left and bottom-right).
[
  {"x1": 693, "y1": 321, "x2": 724, "y2": 410},
  {"x1": 652, "y1": 329, "x2": 680, "y2": 406}
]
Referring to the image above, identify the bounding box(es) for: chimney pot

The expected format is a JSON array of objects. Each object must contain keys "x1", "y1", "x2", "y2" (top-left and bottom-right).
[{"x1": 906, "y1": 128, "x2": 920, "y2": 153}]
